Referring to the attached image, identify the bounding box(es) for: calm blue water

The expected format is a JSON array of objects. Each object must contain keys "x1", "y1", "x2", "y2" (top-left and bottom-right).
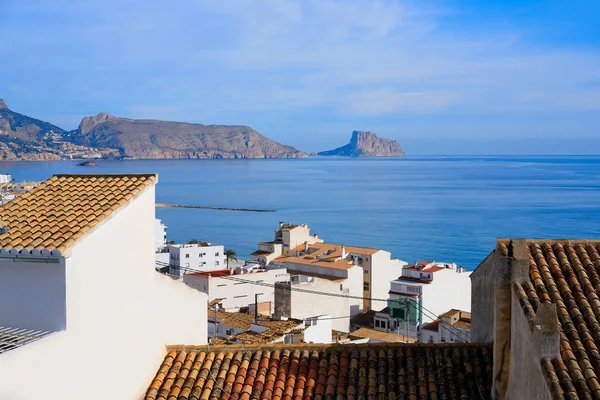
[{"x1": 2, "y1": 156, "x2": 600, "y2": 270}]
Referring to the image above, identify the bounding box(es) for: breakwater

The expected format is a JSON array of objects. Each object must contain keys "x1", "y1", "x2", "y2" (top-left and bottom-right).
[{"x1": 156, "y1": 203, "x2": 275, "y2": 213}]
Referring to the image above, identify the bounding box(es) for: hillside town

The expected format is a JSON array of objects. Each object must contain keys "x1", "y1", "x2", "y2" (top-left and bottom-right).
[{"x1": 0, "y1": 172, "x2": 595, "y2": 399}]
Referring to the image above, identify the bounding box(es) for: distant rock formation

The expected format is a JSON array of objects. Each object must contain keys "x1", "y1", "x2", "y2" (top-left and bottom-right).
[
  {"x1": 318, "y1": 131, "x2": 405, "y2": 157},
  {"x1": 70, "y1": 113, "x2": 308, "y2": 159},
  {"x1": 77, "y1": 161, "x2": 97, "y2": 167}
]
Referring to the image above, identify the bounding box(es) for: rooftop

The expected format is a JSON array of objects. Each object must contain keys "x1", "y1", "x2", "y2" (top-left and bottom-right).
[
  {"x1": 209, "y1": 308, "x2": 304, "y2": 342},
  {"x1": 510, "y1": 239, "x2": 600, "y2": 399},
  {"x1": 0, "y1": 174, "x2": 156, "y2": 256},
  {"x1": 188, "y1": 269, "x2": 233, "y2": 278},
  {"x1": 348, "y1": 327, "x2": 418, "y2": 343},
  {"x1": 275, "y1": 242, "x2": 381, "y2": 271},
  {"x1": 145, "y1": 342, "x2": 493, "y2": 400}
]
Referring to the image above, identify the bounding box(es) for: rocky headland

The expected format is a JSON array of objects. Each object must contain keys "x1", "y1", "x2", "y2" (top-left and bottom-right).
[{"x1": 318, "y1": 131, "x2": 405, "y2": 157}]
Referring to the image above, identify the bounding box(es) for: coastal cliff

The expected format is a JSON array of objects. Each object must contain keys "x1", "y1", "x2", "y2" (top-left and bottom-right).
[
  {"x1": 318, "y1": 131, "x2": 405, "y2": 157},
  {"x1": 0, "y1": 98, "x2": 307, "y2": 160},
  {"x1": 70, "y1": 113, "x2": 307, "y2": 159}
]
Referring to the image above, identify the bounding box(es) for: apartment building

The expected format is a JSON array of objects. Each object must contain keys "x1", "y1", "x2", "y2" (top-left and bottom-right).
[
  {"x1": 183, "y1": 265, "x2": 290, "y2": 311},
  {"x1": 254, "y1": 222, "x2": 407, "y2": 312},
  {"x1": 168, "y1": 241, "x2": 226, "y2": 276}
]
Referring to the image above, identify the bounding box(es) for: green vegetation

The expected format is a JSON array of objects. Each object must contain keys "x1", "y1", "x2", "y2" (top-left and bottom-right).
[{"x1": 225, "y1": 249, "x2": 238, "y2": 269}]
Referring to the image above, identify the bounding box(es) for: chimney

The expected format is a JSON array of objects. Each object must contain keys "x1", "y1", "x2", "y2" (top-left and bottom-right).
[
  {"x1": 304, "y1": 241, "x2": 308, "y2": 252},
  {"x1": 341, "y1": 246, "x2": 347, "y2": 259},
  {"x1": 279, "y1": 221, "x2": 284, "y2": 229}
]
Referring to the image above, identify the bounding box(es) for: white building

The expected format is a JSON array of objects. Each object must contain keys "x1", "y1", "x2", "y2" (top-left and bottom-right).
[
  {"x1": 168, "y1": 242, "x2": 226, "y2": 277},
  {"x1": 420, "y1": 309, "x2": 471, "y2": 344},
  {"x1": 183, "y1": 266, "x2": 289, "y2": 312},
  {"x1": 0, "y1": 174, "x2": 207, "y2": 400},
  {"x1": 386, "y1": 260, "x2": 472, "y2": 340},
  {"x1": 0, "y1": 173, "x2": 12, "y2": 184},
  {"x1": 273, "y1": 271, "x2": 362, "y2": 333},
  {"x1": 154, "y1": 218, "x2": 167, "y2": 251},
  {"x1": 255, "y1": 222, "x2": 407, "y2": 312},
  {"x1": 302, "y1": 315, "x2": 333, "y2": 344}
]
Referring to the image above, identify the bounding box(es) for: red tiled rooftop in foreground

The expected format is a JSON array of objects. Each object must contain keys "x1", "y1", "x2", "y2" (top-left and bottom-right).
[
  {"x1": 509, "y1": 239, "x2": 600, "y2": 399},
  {"x1": 145, "y1": 342, "x2": 493, "y2": 400}
]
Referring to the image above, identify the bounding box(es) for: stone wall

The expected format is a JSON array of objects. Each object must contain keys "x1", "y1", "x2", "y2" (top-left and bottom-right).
[
  {"x1": 470, "y1": 251, "x2": 496, "y2": 342},
  {"x1": 506, "y1": 288, "x2": 557, "y2": 400}
]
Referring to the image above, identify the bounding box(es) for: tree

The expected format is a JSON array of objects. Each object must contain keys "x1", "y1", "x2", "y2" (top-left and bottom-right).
[
  {"x1": 167, "y1": 240, "x2": 176, "y2": 245},
  {"x1": 225, "y1": 249, "x2": 238, "y2": 269},
  {"x1": 187, "y1": 239, "x2": 200, "y2": 244}
]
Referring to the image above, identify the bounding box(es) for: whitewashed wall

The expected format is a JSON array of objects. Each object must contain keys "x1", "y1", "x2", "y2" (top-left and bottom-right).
[
  {"x1": 0, "y1": 258, "x2": 66, "y2": 331},
  {"x1": 0, "y1": 185, "x2": 207, "y2": 400}
]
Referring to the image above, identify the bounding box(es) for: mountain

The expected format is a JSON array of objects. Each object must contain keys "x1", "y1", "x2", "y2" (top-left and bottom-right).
[
  {"x1": 0, "y1": 99, "x2": 67, "y2": 160},
  {"x1": 0, "y1": 99, "x2": 307, "y2": 160},
  {"x1": 70, "y1": 113, "x2": 307, "y2": 159},
  {"x1": 318, "y1": 131, "x2": 405, "y2": 157}
]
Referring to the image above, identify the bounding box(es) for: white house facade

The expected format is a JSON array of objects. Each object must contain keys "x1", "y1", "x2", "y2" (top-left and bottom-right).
[
  {"x1": 183, "y1": 266, "x2": 290, "y2": 312},
  {"x1": 0, "y1": 174, "x2": 207, "y2": 400},
  {"x1": 168, "y1": 242, "x2": 226, "y2": 277}
]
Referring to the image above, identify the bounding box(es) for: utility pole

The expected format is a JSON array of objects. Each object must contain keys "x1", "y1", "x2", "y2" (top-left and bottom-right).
[
  {"x1": 254, "y1": 293, "x2": 260, "y2": 322},
  {"x1": 213, "y1": 304, "x2": 218, "y2": 342},
  {"x1": 406, "y1": 304, "x2": 410, "y2": 342}
]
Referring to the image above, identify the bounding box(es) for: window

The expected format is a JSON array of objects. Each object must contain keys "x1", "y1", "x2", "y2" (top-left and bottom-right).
[
  {"x1": 199, "y1": 253, "x2": 203, "y2": 257},
  {"x1": 363, "y1": 282, "x2": 370, "y2": 291},
  {"x1": 215, "y1": 261, "x2": 220, "y2": 266},
  {"x1": 382, "y1": 321, "x2": 387, "y2": 329},
  {"x1": 375, "y1": 320, "x2": 380, "y2": 328},
  {"x1": 217, "y1": 284, "x2": 227, "y2": 287},
  {"x1": 364, "y1": 269, "x2": 368, "y2": 274},
  {"x1": 215, "y1": 252, "x2": 220, "y2": 257},
  {"x1": 226, "y1": 328, "x2": 234, "y2": 335},
  {"x1": 441, "y1": 337, "x2": 446, "y2": 342},
  {"x1": 185, "y1": 254, "x2": 190, "y2": 258},
  {"x1": 185, "y1": 263, "x2": 190, "y2": 268}
]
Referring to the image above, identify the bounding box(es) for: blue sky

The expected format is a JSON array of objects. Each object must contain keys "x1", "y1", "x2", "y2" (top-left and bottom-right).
[{"x1": 1, "y1": 0, "x2": 599, "y2": 154}]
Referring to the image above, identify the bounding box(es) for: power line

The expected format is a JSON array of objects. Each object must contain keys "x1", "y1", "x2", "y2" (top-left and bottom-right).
[{"x1": 157, "y1": 261, "x2": 471, "y2": 342}]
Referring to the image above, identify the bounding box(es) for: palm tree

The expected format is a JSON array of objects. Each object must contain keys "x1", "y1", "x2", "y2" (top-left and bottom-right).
[{"x1": 225, "y1": 249, "x2": 238, "y2": 270}]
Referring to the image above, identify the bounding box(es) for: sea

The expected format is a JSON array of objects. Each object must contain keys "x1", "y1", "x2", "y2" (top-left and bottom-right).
[{"x1": 2, "y1": 155, "x2": 600, "y2": 270}]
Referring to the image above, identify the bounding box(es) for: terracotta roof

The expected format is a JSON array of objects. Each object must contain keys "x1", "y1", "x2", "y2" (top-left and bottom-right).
[
  {"x1": 348, "y1": 327, "x2": 417, "y2": 343},
  {"x1": 440, "y1": 309, "x2": 467, "y2": 319},
  {"x1": 422, "y1": 319, "x2": 441, "y2": 332},
  {"x1": 210, "y1": 309, "x2": 304, "y2": 343},
  {"x1": 221, "y1": 318, "x2": 304, "y2": 346},
  {"x1": 145, "y1": 342, "x2": 493, "y2": 400},
  {"x1": 0, "y1": 174, "x2": 156, "y2": 256},
  {"x1": 275, "y1": 242, "x2": 380, "y2": 271},
  {"x1": 423, "y1": 266, "x2": 446, "y2": 273},
  {"x1": 211, "y1": 310, "x2": 255, "y2": 330},
  {"x1": 189, "y1": 270, "x2": 232, "y2": 278},
  {"x1": 208, "y1": 299, "x2": 224, "y2": 308},
  {"x1": 350, "y1": 310, "x2": 376, "y2": 329},
  {"x1": 251, "y1": 250, "x2": 273, "y2": 256},
  {"x1": 513, "y1": 240, "x2": 600, "y2": 399}
]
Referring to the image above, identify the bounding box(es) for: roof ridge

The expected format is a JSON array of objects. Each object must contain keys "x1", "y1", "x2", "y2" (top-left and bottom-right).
[{"x1": 0, "y1": 174, "x2": 157, "y2": 257}]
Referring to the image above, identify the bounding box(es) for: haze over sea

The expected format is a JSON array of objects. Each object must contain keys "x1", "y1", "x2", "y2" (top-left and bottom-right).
[{"x1": 3, "y1": 156, "x2": 600, "y2": 270}]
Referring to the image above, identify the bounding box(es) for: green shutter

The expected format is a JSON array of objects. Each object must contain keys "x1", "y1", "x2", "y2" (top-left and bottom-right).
[{"x1": 388, "y1": 298, "x2": 418, "y2": 325}]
